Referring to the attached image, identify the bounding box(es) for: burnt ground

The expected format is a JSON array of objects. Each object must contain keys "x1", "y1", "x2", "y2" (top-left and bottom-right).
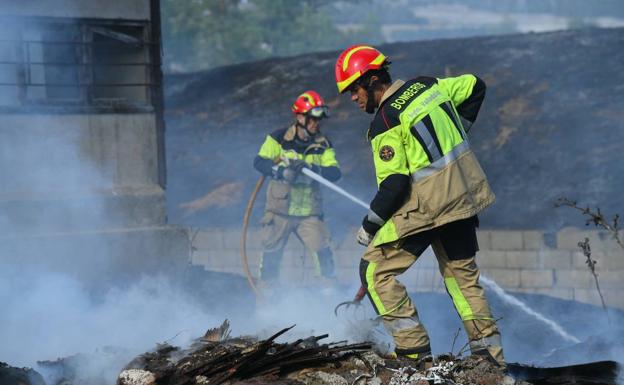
[
  {"x1": 1, "y1": 287, "x2": 622, "y2": 385},
  {"x1": 164, "y1": 27, "x2": 624, "y2": 237},
  {"x1": 10, "y1": 320, "x2": 621, "y2": 385}
]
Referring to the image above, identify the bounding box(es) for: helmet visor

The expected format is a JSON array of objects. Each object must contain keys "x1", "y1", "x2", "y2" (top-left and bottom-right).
[{"x1": 308, "y1": 106, "x2": 329, "y2": 119}]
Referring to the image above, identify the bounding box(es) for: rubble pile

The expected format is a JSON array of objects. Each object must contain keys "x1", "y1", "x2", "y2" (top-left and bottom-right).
[
  {"x1": 381, "y1": 355, "x2": 517, "y2": 385},
  {"x1": 115, "y1": 322, "x2": 524, "y2": 385},
  {"x1": 118, "y1": 322, "x2": 372, "y2": 385}
]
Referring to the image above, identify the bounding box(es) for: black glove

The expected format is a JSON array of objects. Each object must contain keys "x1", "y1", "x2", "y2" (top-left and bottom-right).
[
  {"x1": 362, "y1": 215, "x2": 382, "y2": 235},
  {"x1": 288, "y1": 158, "x2": 306, "y2": 173},
  {"x1": 277, "y1": 159, "x2": 306, "y2": 183},
  {"x1": 277, "y1": 166, "x2": 297, "y2": 183}
]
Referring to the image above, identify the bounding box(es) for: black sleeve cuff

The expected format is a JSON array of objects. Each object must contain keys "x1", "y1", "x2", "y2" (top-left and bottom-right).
[
  {"x1": 369, "y1": 174, "x2": 411, "y2": 221},
  {"x1": 253, "y1": 155, "x2": 275, "y2": 176},
  {"x1": 320, "y1": 165, "x2": 341, "y2": 182},
  {"x1": 456, "y1": 76, "x2": 486, "y2": 123}
]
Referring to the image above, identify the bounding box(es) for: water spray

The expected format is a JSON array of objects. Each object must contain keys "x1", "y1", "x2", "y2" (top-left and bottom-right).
[
  {"x1": 480, "y1": 275, "x2": 580, "y2": 344},
  {"x1": 300, "y1": 167, "x2": 369, "y2": 210}
]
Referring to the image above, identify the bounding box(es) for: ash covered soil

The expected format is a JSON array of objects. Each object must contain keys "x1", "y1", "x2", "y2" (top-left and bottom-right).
[
  {"x1": 2, "y1": 288, "x2": 623, "y2": 385},
  {"x1": 164, "y1": 27, "x2": 624, "y2": 234}
]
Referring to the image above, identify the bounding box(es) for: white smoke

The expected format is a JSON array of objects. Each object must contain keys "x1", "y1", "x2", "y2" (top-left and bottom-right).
[{"x1": 0, "y1": 272, "x2": 217, "y2": 366}]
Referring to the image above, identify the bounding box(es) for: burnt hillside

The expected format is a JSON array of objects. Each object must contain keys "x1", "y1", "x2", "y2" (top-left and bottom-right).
[{"x1": 164, "y1": 27, "x2": 624, "y2": 234}]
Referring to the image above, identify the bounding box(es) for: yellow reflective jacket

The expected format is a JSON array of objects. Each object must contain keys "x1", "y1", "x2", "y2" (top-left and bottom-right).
[
  {"x1": 256, "y1": 124, "x2": 340, "y2": 216},
  {"x1": 368, "y1": 75, "x2": 495, "y2": 246}
]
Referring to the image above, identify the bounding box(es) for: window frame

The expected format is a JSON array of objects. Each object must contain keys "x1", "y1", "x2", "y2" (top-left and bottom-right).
[{"x1": 0, "y1": 16, "x2": 158, "y2": 113}]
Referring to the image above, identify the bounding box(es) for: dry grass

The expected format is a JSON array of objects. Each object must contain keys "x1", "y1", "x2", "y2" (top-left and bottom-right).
[{"x1": 180, "y1": 182, "x2": 244, "y2": 218}]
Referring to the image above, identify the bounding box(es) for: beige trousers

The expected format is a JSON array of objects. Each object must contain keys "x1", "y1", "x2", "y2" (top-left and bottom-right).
[
  {"x1": 360, "y1": 220, "x2": 504, "y2": 365},
  {"x1": 259, "y1": 212, "x2": 334, "y2": 280}
]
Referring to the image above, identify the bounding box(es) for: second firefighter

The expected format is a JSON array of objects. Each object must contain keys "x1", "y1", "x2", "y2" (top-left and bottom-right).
[{"x1": 253, "y1": 90, "x2": 341, "y2": 285}]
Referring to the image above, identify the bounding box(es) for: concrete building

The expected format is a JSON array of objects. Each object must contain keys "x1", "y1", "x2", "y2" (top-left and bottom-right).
[{"x1": 0, "y1": 0, "x2": 189, "y2": 290}]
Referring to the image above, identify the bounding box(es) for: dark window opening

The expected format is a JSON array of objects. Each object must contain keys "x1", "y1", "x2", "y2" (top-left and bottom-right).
[
  {"x1": 24, "y1": 24, "x2": 83, "y2": 103},
  {"x1": 0, "y1": 17, "x2": 156, "y2": 111},
  {"x1": 91, "y1": 25, "x2": 149, "y2": 106}
]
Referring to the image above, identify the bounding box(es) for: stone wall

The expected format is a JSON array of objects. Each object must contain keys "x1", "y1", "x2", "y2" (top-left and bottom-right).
[{"x1": 191, "y1": 227, "x2": 624, "y2": 309}]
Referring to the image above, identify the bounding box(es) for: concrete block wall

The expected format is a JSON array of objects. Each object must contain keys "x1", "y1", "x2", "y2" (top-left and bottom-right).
[
  {"x1": 475, "y1": 228, "x2": 624, "y2": 309},
  {"x1": 191, "y1": 227, "x2": 624, "y2": 309}
]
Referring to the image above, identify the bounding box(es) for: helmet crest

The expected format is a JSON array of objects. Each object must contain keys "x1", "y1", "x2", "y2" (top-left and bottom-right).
[{"x1": 335, "y1": 45, "x2": 387, "y2": 93}]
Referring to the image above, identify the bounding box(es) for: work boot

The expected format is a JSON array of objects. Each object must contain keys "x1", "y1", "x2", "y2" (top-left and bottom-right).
[
  {"x1": 393, "y1": 351, "x2": 434, "y2": 371},
  {"x1": 471, "y1": 347, "x2": 506, "y2": 369},
  {"x1": 471, "y1": 350, "x2": 514, "y2": 384}
]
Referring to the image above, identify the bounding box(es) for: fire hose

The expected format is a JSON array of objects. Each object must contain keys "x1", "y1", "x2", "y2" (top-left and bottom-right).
[{"x1": 240, "y1": 175, "x2": 265, "y2": 299}]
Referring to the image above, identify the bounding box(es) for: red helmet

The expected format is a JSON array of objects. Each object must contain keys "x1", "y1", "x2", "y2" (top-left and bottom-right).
[
  {"x1": 292, "y1": 90, "x2": 329, "y2": 118},
  {"x1": 335, "y1": 45, "x2": 387, "y2": 93}
]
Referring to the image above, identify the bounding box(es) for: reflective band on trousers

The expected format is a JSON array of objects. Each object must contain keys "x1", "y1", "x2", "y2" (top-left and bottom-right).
[
  {"x1": 365, "y1": 262, "x2": 411, "y2": 316},
  {"x1": 365, "y1": 261, "x2": 387, "y2": 314},
  {"x1": 411, "y1": 140, "x2": 471, "y2": 182},
  {"x1": 469, "y1": 333, "x2": 502, "y2": 351},
  {"x1": 383, "y1": 316, "x2": 423, "y2": 334},
  {"x1": 444, "y1": 276, "x2": 474, "y2": 320}
]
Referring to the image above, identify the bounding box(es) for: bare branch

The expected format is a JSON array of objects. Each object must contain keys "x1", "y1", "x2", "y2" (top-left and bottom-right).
[
  {"x1": 578, "y1": 238, "x2": 611, "y2": 323},
  {"x1": 555, "y1": 197, "x2": 624, "y2": 249},
  {"x1": 451, "y1": 328, "x2": 461, "y2": 355}
]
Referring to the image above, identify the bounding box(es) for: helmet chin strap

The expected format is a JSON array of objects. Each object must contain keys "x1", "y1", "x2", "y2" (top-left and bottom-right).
[
  {"x1": 365, "y1": 87, "x2": 377, "y2": 114},
  {"x1": 296, "y1": 115, "x2": 313, "y2": 141},
  {"x1": 362, "y1": 78, "x2": 378, "y2": 114}
]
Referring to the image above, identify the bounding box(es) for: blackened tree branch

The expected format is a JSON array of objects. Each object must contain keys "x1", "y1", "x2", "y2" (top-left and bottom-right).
[
  {"x1": 578, "y1": 238, "x2": 610, "y2": 322},
  {"x1": 451, "y1": 328, "x2": 461, "y2": 356},
  {"x1": 555, "y1": 197, "x2": 623, "y2": 249}
]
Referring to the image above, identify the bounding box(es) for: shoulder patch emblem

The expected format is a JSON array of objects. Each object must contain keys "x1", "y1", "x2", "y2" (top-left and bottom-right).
[{"x1": 379, "y1": 145, "x2": 395, "y2": 161}]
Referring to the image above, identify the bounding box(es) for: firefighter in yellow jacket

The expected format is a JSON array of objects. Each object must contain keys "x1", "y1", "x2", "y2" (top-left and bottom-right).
[
  {"x1": 253, "y1": 91, "x2": 340, "y2": 284},
  {"x1": 335, "y1": 45, "x2": 505, "y2": 365}
]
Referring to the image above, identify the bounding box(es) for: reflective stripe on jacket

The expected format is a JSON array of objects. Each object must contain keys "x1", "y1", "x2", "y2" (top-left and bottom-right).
[
  {"x1": 257, "y1": 124, "x2": 340, "y2": 216},
  {"x1": 369, "y1": 75, "x2": 495, "y2": 246}
]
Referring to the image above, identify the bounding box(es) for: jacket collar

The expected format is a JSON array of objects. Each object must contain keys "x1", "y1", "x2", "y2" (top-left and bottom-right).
[
  {"x1": 284, "y1": 124, "x2": 326, "y2": 145},
  {"x1": 378, "y1": 79, "x2": 405, "y2": 108}
]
